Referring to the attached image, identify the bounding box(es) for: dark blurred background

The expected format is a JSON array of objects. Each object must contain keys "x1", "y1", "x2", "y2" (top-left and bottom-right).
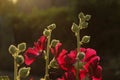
[{"x1": 0, "y1": 0, "x2": 120, "y2": 80}]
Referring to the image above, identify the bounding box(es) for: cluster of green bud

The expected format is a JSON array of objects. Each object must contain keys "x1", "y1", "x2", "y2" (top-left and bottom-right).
[
  {"x1": 43, "y1": 24, "x2": 56, "y2": 37},
  {"x1": 9, "y1": 42, "x2": 26, "y2": 56},
  {"x1": 18, "y1": 67, "x2": 31, "y2": 78},
  {"x1": 79, "y1": 12, "x2": 91, "y2": 29}
]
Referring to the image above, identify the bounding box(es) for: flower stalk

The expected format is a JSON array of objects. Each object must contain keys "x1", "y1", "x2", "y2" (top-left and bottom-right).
[
  {"x1": 14, "y1": 55, "x2": 18, "y2": 80},
  {"x1": 45, "y1": 33, "x2": 51, "y2": 80}
]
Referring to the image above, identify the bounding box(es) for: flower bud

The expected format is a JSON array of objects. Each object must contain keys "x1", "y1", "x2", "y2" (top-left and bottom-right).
[
  {"x1": 81, "y1": 36, "x2": 90, "y2": 43},
  {"x1": 9, "y1": 45, "x2": 18, "y2": 55},
  {"x1": 81, "y1": 22, "x2": 88, "y2": 29},
  {"x1": 78, "y1": 12, "x2": 85, "y2": 19},
  {"x1": 77, "y1": 52, "x2": 85, "y2": 60},
  {"x1": 48, "y1": 58, "x2": 59, "y2": 69},
  {"x1": 18, "y1": 67, "x2": 31, "y2": 78},
  {"x1": 51, "y1": 39, "x2": 60, "y2": 47},
  {"x1": 43, "y1": 29, "x2": 51, "y2": 37},
  {"x1": 47, "y1": 23, "x2": 56, "y2": 30},
  {"x1": 85, "y1": 15, "x2": 91, "y2": 21},
  {"x1": 71, "y1": 23, "x2": 79, "y2": 33},
  {"x1": 18, "y1": 42, "x2": 26, "y2": 52},
  {"x1": 74, "y1": 61, "x2": 83, "y2": 70},
  {"x1": 16, "y1": 55, "x2": 24, "y2": 65}
]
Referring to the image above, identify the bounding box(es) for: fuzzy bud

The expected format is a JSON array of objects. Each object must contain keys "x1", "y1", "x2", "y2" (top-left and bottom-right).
[
  {"x1": 81, "y1": 36, "x2": 90, "y2": 43},
  {"x1": 47, "y1": 23, "x2": 56, "y2": 30},
  {"x1": 74, "y1": 61, "x2": 84, "y2": 70},
  {"x1": 81, "y1": 22, "x2": 88, "y2": 29},
  {"x1": 18, "y1": 67, "x2": 31, "y2": 78},
  {"x1": 77, "y1": 52, "x2": 85, "y2": 60},
  {"x1": 51, "y1": 39, "x2": 59, "y2": 47},
  {"x1": 78, "y1": 12, "x2": 85, "y2": 19},
  {"x1": 85, "y1": 15, "x2": 91, "y2": 21},
  {"x1": 48, "y1": 58, "x2": 59, "y2": 69},
  {"x1": 43, "y1": 29, "x2": 51, "y2": 37},
  {"x1": 71, "y1": 23, "x2": 79, "y2": 33},
  {"x1": 18, "y1": 42, "x2": 26, "y2": 52},
  {"x1": 9, "y1": 45, "x2": 18, "y2": 55},
  {"x1": 16, "y1": 55, "x2": 24, "y2": 65}
]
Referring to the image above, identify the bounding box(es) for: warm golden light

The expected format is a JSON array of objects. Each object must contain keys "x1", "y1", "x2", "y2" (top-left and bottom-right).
[{"x1": 8, "y1": 0, "x2": 18, "y2": 4}]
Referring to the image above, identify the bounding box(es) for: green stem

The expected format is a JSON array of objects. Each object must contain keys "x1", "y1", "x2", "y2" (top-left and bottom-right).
[
  {"x1": 14, "y1": 57, "x2": 18, "y2": 80},
  {"x1": 45, "y1": 33, "x2": 51, "y2": 80},
  {"x1": 76, "y1": 31, "x2": 81, "y2": 80}
]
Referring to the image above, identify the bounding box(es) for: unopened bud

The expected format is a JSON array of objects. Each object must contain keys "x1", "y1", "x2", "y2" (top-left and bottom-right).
[
  {"x1": 77, "y1": 52, "x2": 85, "y2": 60},
  {"x1": 78, "y1": 12, "x2": 85, "y2": 19},
  {"x1": 74, "y1": 61, "x2": 84, "y2": 70},
  {"x1": 18, "y1": 67, "x2": 31, "y2": 78},
  {"x1": 48, "y1": 58, "x2": 59, "y2": 69},
  {"x1": 43, "y1": 29, "x2": 51, "y2": 37},
  {"x1": 18, "y1": 42, "x2": 26, "y2": 52},
  {"x1": 81, "y1": 36, "x2": 90, "y2": 43},
  {"x1": 51, "y1": 39, "x2": 59, "y2": 47},
  {"x1": 85, "y1": 15, "x2": 91, "y2": 21},
  {"x1": 71, "y1": 23, "x2": 79, "y2": 33},
  {"x1": 9, "y1": 45, "x2": 18, "y2": 55},
  {"x1": 16, "y1": 55, "x2": 24, "y2": 65},
  {"x1": 81, "y1": 22, "x2": 88, "y2": 29},
  {"x1": 47, "y1": 24, "x2": 56, "y2": 30}
]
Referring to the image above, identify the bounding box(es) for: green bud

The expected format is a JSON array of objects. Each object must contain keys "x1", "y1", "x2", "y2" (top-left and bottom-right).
[
  {"x1": 71, "y1": 23, "x2": 79, "y2": 32},
  {"x1": 78, "y1": 12, "x2": 85, "y2": 19},
  {"x1": 85, "y1": 15, "x2": 91, "y2": 21},
  {"x1": 47, "y1": 23, "x2": 56, "y2": 30},
  {"x1": 77, "y1": 52, "x2": 85, "y2": 60},
  {"x1": 18, "y1": 67, "x2": 31, "y2": 78},
  {"x1": 48, "y1": 58, "x2": 59, "y2": 69},
  {"x1": 74, "y1": 61, "x2": 84, "y2": 70},
  {"x1": 43, "y1": 29, "x2": 51, "y2": 37},
  {"x1": 16, "y1": 55, "x2": 24, "y2": 65},
  {"x1": 9, "y1": 45, "x2": 18, "y2": 55},
  {"x1": 81, "y1": 36, "x2": 90, "y2": 43},
  {"x1": 81, "y1": 22, "x2": 88, "y2": 29},
  {"x1": 51, "y1": 39, "x2": 60, "y2": 47},
  {"x1": 18, "y1": 42, "x2": 26, "y2": 52}
]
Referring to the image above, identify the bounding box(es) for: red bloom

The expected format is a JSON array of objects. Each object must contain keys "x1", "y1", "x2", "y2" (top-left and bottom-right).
[
  {"x1": 24, "y1": 48, "x2": 39, "y2": 65},
  {"x1": 24, "y1": 36, "x2": 47, "y2": 65},
  {"x1": 80, "y1": 48, "x2": 102, "y2": 80},
  {"x1": 51, "y1": 44, "x2": 102, "y2": 80}
]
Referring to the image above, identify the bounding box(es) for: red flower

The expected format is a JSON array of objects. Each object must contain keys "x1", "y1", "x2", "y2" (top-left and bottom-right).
[
  {"x1": 80, "y1": 48, "x2": 102, "y2": 80},
  {"x1": 51, "y1": 44, "x2": 102, "y2": 80},
  {"x1": 24, "y1": 48, "x2": 39, "y2": 65},
  {"x1": 24, "y1": 36, "x2": 47, "y2": 65}
]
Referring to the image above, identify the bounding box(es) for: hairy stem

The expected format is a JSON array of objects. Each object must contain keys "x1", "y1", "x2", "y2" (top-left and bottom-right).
[{"x1": 14, "y1": 57, "x2": 18, "y2": 80}]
